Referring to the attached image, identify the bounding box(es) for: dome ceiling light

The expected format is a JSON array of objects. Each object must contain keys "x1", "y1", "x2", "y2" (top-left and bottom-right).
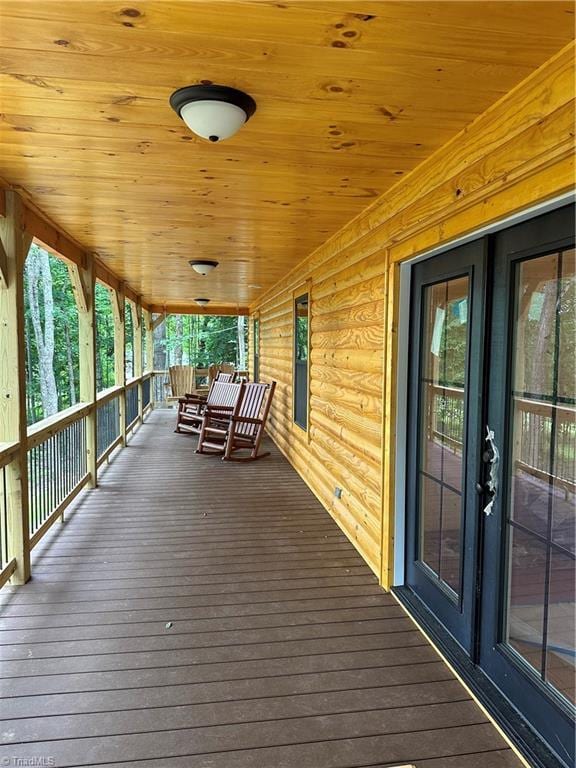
[
  {"x1": 189, "y1": 259, "x2": 219, "y2": 275},
  {"x1": 170, "y1": 84, "x2": 257, "y2": 143},
  {"x1": 194, "y1": 298, "x2": 210, "y2": 307}
]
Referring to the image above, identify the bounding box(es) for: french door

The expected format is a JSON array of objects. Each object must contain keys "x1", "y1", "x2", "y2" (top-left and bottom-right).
[{"x1": 405, "y1": 205, "x2": 575, "y2": 766}]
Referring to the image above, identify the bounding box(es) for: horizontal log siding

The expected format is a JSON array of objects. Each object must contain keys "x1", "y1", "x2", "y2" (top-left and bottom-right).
[{"x1": 252, "y1": 43, "x2": 575, "y2": 584}]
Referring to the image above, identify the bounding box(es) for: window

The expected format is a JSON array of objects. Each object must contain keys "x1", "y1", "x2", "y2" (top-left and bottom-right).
[
  {"x1": 294, "y1": 293, "x2": 309, "y2": 430},
  {"x1": 24, "y1": 242, "x2": 79, "y2": 424},
  {"x1": 253, "y1": 317, "x2": 260, "y2": 381}
]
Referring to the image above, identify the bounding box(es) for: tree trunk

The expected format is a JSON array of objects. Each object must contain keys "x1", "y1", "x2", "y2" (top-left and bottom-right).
[
  {"x1": 237, "y1": 315, "x2": 246, "y2": 370},
  {"x1": 64, "y1": 321, "x2": 77, "y2": 406},
  {"x1": 153, "y1": 316, "x2": 167, "y2": 370},
  {"x1": 174, "y1": 315, "x2": 183, "y2": 365},
  {"x1": 26, "y1": 246, "x2": 59, "y2": 418}
]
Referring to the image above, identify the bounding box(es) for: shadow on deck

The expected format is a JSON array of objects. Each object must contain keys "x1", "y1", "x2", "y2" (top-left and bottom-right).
[{"x1": 0, "y1": 410, "x2": 522, "y2": 767}]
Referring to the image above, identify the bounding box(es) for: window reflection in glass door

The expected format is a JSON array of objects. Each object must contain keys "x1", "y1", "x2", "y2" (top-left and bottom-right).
[
  {"x1": 418, "y1": 276, "x2": 469, "y2": 597},
  {"x1": 505, "y1": 248, "x2": 576, "y2": 706}
]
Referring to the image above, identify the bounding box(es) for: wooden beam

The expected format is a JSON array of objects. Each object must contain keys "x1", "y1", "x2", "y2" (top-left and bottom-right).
[
  {"x1": 143, "y1": 308, "x2": 154, "y2": 381},
  {"x1": 0, "y1": 188, "x2": 5, "y2": 218},
  {"x1": 151, "y1": 312, "x2": 168, "y2": 331},
  {"x1": 133, "y1": 298, "x2": 141, "y2": 330},
  {"x1": 0, "y1": 190, "x2": 32, "y2": 584},
  {"x1": 0, "y1": 236, "x2": 8, "y2": 288},
  {"x1": 67, "y1": 261, "x2": 89, "y2": 314},
  {"x1": 95, "y1": 259, "x2": 145, "y2": 309},
  {"x1": 23, "y1": 205, "x2": 85, "y2": 268},
  {"x1": 148, "y1": 304, "x2": 249, "y2": 316},
  {"x1": 77, "y1": 256, "x2": 97, "y2": 487},
  {"x1": 112, "y1": 282, "x2": 126, "y2": 446}
]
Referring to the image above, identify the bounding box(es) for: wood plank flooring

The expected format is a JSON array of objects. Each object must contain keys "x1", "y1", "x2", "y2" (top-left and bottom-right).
[{"x1": 0, "y1": 410, "x2": 523, "y2": 767}]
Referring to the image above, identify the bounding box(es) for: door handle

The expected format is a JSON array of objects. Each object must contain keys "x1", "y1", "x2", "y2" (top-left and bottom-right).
[{"x1": 477, "y1": 426, "x2": 500, "y2": 517}]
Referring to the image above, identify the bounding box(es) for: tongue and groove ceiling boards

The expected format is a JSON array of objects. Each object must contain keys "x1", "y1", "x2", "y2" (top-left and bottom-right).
[{"x1": 0, "y1": 1, "x2": 573, "y2": 310}]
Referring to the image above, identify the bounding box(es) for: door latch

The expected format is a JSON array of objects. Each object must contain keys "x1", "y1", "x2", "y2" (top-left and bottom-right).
[{"x1": 476, "y1": 425, "x2": 500, "y2": 517}]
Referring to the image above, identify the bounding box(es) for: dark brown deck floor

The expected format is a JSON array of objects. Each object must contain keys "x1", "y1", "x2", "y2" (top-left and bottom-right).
[{"x1": 0, "y1": 410, "x2": 523, "y2": 768}]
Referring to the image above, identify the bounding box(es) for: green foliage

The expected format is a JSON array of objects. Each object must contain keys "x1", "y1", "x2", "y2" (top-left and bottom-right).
[
  {"x1": 24, "y1": 246, "x2": 79, "y2": 424},
  {"x1": 125, "y1": 300, "x2": 134, "y2": 379},
  {"x1": 156, "y1": 314, "x2": 246, "y2": 368},
  {"x1": 95, "y1": 283, "x2": 115, "y2": 391}
]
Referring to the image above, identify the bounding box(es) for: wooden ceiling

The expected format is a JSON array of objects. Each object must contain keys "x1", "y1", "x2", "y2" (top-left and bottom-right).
[{"x1": 0, "y1": 1, "x2": 573, "y2": 310}]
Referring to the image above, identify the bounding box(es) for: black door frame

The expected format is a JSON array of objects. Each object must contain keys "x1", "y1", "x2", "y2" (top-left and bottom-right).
[
  {"x1": 405, "y1": 240, "x2": 487, "y2": 654},
  {"x1": 394, "y1": 197, "x2": 575, "y2": 768},
  {"x1": 479, "y1": 205, "x2": 575, "y2": 767}
]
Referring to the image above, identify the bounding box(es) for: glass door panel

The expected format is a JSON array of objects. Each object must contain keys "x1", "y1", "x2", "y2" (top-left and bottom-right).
[
  {"x1": 406, "y1": 239, "x2": 485, "y2": 651},
  {"x1": 481, "y1": 205, "x2": 575, "y2": 767},
  {"x1": 504, "y1": 248, "x2": 575, "y2": 707},
  {"x1": 419, "y1": 276, "x2": 469, "y2": 597}
]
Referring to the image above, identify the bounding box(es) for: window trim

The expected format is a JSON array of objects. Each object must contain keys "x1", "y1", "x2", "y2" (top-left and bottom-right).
[{"x1": 252, "y1": 312, "x2": 260, "y2": 382}]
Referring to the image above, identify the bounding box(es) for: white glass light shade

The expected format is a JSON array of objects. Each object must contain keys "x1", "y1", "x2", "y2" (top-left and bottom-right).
[
  {"x1": 195, "y1": 298, "x2": 210, "y2": 306},
  {"x1": 189, "y1": 260, "x2": 218, "y2": 275},
  {"x1": 180, "y1": 100, "x2": 247, "y2": 142}
]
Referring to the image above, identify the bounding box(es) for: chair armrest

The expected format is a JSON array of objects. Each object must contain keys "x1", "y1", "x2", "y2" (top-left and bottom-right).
[
  {"x1": 231, "y1": 415, "x2": 262, "y2": 425},
  {"x1": 179, "y1": 394, "x2": 206, "y2": 404},
  {"x1": 203, "y1": 405, "x2": 234, "y2": 416}
]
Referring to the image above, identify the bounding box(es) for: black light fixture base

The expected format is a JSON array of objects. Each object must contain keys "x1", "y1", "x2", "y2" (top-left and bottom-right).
[
  {"x1": 189, "y1": 259, "x2": 219, "y2": 270},
  {"x1": 170, "y1": 85, "x2": 257, "y2": 121}
]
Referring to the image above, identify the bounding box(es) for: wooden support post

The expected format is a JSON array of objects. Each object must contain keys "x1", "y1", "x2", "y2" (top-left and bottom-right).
[
  {"x1": 72, "y1": 259, "x2": 97, "y2": 487},
  {"x1": 144, "y1": 309, "x2": 154, "y2": 407},
  {"x1": 133, "y1": 302, "x2": 143, "y2": 422},
  {"x1": 0, "y1": 191, "x2": 33, "y2": 584},
  {"x1": 112, "y1": 283, "x2": 126, "y2": 445}
]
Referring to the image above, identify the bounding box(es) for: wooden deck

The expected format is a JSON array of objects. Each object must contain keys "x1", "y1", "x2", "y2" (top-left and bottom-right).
[{"x1": 0, "y1": 410, "x2": 523, "y2": 768}]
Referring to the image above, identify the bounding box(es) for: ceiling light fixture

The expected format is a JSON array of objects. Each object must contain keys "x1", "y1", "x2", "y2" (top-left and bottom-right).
[
  {"x1": 194, "y1": 298, "x2": 210, "y2": 307},
  {"x1": 170, "y1": 84, "x2": 257, "y2": 143},
  {"x1": 189, "y1": 259, "x2": 219, "y2": 275}
]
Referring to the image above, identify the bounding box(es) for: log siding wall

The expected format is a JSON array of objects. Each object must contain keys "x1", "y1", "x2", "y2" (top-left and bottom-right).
[{"x1": 250, "y1": 43, "x2": 575, "y2": 585}]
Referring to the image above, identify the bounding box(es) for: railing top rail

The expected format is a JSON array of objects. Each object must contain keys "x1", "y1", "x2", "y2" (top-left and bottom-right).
[
  {"x1": 0, "y1": 441, "x2": 19, "y2": 468},
  {"x1": 27, "y1": 402, "x2": 91, "y2": 450},
  {"x1": 96, "y1": 385, "x2": 124, "y2": 405},
  {"x1": 514, "y1": 396, "x2": 576, "y2": 420}
]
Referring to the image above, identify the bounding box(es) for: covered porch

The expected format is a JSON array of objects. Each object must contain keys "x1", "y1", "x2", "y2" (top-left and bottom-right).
[
  {"x1": 0, "y1": 410, "x2": 520, "y2": 768},
  {"x1": 0, "y1": 2, "x2": 574, "y2": 766}
]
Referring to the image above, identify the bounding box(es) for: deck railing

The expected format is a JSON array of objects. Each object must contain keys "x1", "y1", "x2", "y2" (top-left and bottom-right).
[
  {"x1": 96, "y1": 388, "x2": 122, "y2": 463},
  {"x1": 429, "y1": 384, "x2": 576, "y2": 490},
  {"x1": 0, "y1": 372, "x2": 159, "y2": 589},
  {"x1": 27, "y1": 406, "x2": 89, "y2": 548},
  {"x1": 125, "y1": 380, "x2": 140, "y2": 429},
  {"x1": 0, "y1": 442, "x2": 22, "y2": 587},
  {"x1": 142, "y1": 374, "x2": 151, "y2": 410}
]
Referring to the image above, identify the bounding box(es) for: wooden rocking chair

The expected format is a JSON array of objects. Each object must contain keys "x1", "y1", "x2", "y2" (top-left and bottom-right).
[
  {"x1": 175, "y1": 379, "x2": 242, "y2": 435},
  {"x1": 166, "y1": 365, "x2": 197, "y2": 403},
  {"x1": 196, "y1": 381, "x2": 276, "y2": 461}
]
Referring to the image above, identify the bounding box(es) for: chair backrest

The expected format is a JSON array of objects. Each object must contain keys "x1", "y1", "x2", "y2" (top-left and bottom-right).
[
  {"x1": 236, "y1": 381, "x2": 276, "y2": 436},
  {"x1": 216, "y1": 372, "x2": 234, "y2": 383},
  {"x1": 207, "y1": 380, "x2": 243, "y2": 409},
  {"x1": 208, "y1": 363, "x2": 236, "y2": 386},
  {"x1": 169, "y1": 366, "x2": 196, "y2": 397}
]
